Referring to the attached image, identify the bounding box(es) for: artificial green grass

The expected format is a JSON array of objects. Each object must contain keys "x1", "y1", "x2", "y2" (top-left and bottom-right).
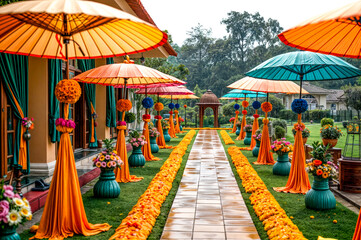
[
  {"x1": 20, "y1": 131, "x2": 197, "y2": 240},
  {"x1": 218, "y1": 130, "x2": 359, "y2": 240}
]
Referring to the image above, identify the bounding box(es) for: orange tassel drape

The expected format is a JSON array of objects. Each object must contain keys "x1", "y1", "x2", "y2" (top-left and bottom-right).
[
  {"x1": 142, "y1": 109, "x2": 160, "y2": 161},
  {"x1": 175, "y1": 110, "x2": 181, "y2": 134},
  {"x1": 250, "y1": 110, "x2": 259, "y2": 150},
  {"x1": 254, "y1": 113, "x2": 274, "y2": 165},
  {"x1": 156, "y1": 116, "x2": 172, "y2": 149},
  {"x1": 90, "y1": 102, "x2": 96, "y2": 143},
  {"x1": 31, "y1": 104, "x2": 111, "y2": 240},
  {"x1": 114, "y1": 112, "x2": 143, "y2": 183},
  {"x1": 231, "y1": 112, "x2": 239, "y2": 133},
  {"x1": 236, "y1": 114, "x2": 246, "y2": 141},
  {"x1": 353, "y1": 210, "x2": 361, "y2": 240},
  {"x1": 274, "y1": 114, "x2": 311, "y2": 194},
  {"x1": 168, "y1": 113, "x2": 177, "y2": 138}
]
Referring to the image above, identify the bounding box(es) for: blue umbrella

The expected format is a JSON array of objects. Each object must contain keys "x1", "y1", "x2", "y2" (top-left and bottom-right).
[
  {"x1": 221, "y1": 89, "x2": 267, "y2": 99},
  {"x1": 246, "y1": 51, "x2": 361, "y2": 98}
]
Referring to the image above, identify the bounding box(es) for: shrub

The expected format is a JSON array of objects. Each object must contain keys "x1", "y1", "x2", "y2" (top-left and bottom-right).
[
  {"x1": 274, "y1": 126, "x2": 286, "y2": 139},
  {"x1": 124, "y1": 112, "x2": 136, "y2": 123},
  {"x1": 246, "y1": 117, "x2": 253, "y2": 125},
  {"x1": 321, "y1": 117, "x2": 334, "y2": 127},
  {"x1": 279, "y1": 109, "x2": 297, "y2": 121},
  {"x1": 272, "y1": 119, "x2": 287, "y2": 131},
  {"x1": 309, "y1": 110, "x2": 330, "y2": 122}
]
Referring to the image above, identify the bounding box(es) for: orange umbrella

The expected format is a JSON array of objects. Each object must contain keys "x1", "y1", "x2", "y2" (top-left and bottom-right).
[
  {"x1": 160, "y1": 94, "x2": 199, "y2": 99},
  {"x1": 278, "y1": 1, "x2": 361, "y2": 58}
]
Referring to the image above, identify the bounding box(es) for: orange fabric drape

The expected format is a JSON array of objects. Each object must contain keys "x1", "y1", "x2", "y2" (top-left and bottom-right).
[
  {"x1": 114, "y1": 112, "x2": 143, "y2": 183},
  {"x1": 168, "y1": 113, "x2": 177, "y2": 138},
  {"x1": 142, "y1": 110, "x2": 160, "y2": 161},
  {"x1": 250, "y1": 110, "x2": 259, "y2": 150},
  {"x1": 156, "y1": 117, "x2": 172, "y2": 149},
  {"x1": 274, "y1": 114, "x2": 311, "y2": 194},
  {"x1": 236, "y1": 114, "x2": 246, "y2": 141},
  {"x1": 254, "y1": 113, "x2": 274, "y2": 165},
  {"x1": 90, "y1": 102, "x2": 96, "y2": 143},
  {"x1": 31, "y1": 104, "x2": 111, "y2": 240},
  {"x1": 353, "y1": 209, "x2": 361, "y2": 240},
  {"x1": 231, "y1": 112, "x2": 239, "y2": 133},
  {"x1": 175, "y1": 111, "x2": 181, "y2": 134}
]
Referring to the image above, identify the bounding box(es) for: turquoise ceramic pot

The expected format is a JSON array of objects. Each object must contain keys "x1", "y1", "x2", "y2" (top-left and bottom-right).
[
  {"x1": 273, "y1": 153, "x2": 291, "y2": 176},
  {"x1": 0, "y1": 227, "x2": 20, "y2": 240},
  {"x1": 150, "y1": 136, "x2": 159, "y2": 153},
  {"x1": 93, "y1": 169, "x2": 120, "y2": 198},
  {"x1": 180, "y1": 125, "x2": 183, "y2": 131},
  {"x1": 305, "y1": 176, "x2": 336, "y2": 210},
  {"x1": 163, "y1": 128, "x2": 171, "y2": 142},
  {"x1": 128, "y1": 146, "x2": 146, "y2": 167},
  {"x1": 252, "y1": 140, "x2": 260, "y2": 157},
  {"x1": 236, "y1": 126, "x2": 241, "y2": 136},
  {"x1": 244, "y1": 131, "x2": 252, "y2": 145}
]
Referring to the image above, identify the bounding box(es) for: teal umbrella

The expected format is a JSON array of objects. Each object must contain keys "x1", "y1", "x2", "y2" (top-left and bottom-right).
[
  {"x1": 246, "y1": 51, "x2": 361, "y2": 98},
  {"x1": 221, "y1": 89, "x2": 267, "y2": 99}
]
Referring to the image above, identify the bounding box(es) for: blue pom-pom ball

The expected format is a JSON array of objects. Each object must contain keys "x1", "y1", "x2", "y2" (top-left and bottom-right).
[
  {"x1": 252, "y1": 101, "x2": 261, "y2": 109},
  {"x1": 175, "y1": 103, "x2": 180, "y2": 109},
  {"x1": 291, "y1": 99, "x2": 308, "y2": 114},
  {"x1": 142, "y1": 97, "x2": 154, "y2": 109},
  {"x1": 168, "y1": 103, "x2": 175, "y2": 109},
  {"x1": 234, "y1": 103, "x2": 240, "y2": 110}
]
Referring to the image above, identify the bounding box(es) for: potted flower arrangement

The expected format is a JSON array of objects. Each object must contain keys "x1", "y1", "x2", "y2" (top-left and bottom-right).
[
  {"x1": 21, "y1": 117, "x2": 34, "y2": 141},
  {"x1": 162, "y1": 119, "x2": 171, "y2": 142},
  {"x1": 252, "y1": 129, "x2": 262, "y2": 157},
  {"x1": 92, "y1": 139, "x2": 122, "y2": 198},
  {"x1": 235, "y1": 121, "x2": 242, "y2": 136},
  {"x1": 128, "y1": 130, "x2": 147, "y2": 167},
  {"x1": 271, "y1": 139, "x2": 293, "y2": 176},
  {"x1": 320, "y1": 124, "x2": 342, "y2": 148},
  {"x1": 229, "y1": 117, "x2": 235, "y2": 128},
  {"x1": 0, "y1": 182, "x2": 32, "y2": 240},
  {"x1": 243, "y1": 124, "x2": 253, "y2": 145},
  {"x1": 149, "y1": 126, "x2": 160, "y2": 153},
  {"x1": 292, "y1": 127, "x2": 310, "y2": 145},
  {"x1": 179, "y1": 117, "x2": 184, "y2": 131},
  {"x1": 305, "y1": 141, "x2": 337, "y2": 210}
]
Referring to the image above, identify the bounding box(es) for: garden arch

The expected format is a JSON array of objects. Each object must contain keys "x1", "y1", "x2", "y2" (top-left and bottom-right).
[{"x1": 197, "y1": 90, "x2": 222, "y2": 128}]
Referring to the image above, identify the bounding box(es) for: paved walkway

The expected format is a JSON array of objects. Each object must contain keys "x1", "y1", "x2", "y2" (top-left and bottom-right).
[{"x1": 161, "y1": 130, "x2": 260, "y2": 240}]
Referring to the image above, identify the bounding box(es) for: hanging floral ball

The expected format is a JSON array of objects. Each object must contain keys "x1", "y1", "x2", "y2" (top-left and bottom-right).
[
  {"x1": 242, "y1": 110, "x2": 247, "y2": 115},
  {"x1": 155, "y1": 115, "x2": 162, "y2": 120},
  {"x1": 116, "y1": 99, "x2": 132, "y2": 112},
  {"x1": 154, "y1": 102, "x2": 164, "y2": 111},
  {"x1": 169, "y1": 103, "x2": 175, "y2": 109},
  {"x1": 142, "y1": 114, "x2": 151, "y2": 120},
  {"x1": 55, "y1": 79, "x2": 82, "y2": 104},
  {"x1": 235, "y1": 110, "x2": 240, "y2": 115},
  {"x1": 261, "y1": 102, "x2": 273, "y2": 113},
  {"x1": 234, "y1": 103, "x2": 240, "y2": 110},
  {"x1": 291, "y1": 99, "x2": 308, "y2": 114},
  {"x1": 242, "y1": 100, "x2": 249, "y2": 108},
  {"x1": 253, "y1": 114, "x2": 260, "y2": 118},
  {"x1": 252, "y1": 101, "x2": 261, "y2": 110},
  {"x1": 184, "y1": 104, "x2": 187, "y2": 108},
  {"x1": 175, "y1": 103, "x2": 180, "y2": 109},
  {"x1": 169, "y1": 111, "x2": 173, "y2": 114},
  {"x1": 142, "y1": 97, "x2": 154, "y2": 109}
]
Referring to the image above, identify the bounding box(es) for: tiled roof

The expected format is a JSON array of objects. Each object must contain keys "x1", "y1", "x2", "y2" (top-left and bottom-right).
[
  {"x1": 301, "y1": 82, "x2": 332, "y2": 94},
  {"x1": 326, "y1": 89, "x2": 345, "y2": 102}
]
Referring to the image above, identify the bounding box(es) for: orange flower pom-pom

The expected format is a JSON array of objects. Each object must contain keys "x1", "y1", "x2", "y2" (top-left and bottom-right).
[
  {"x1": 263, "y1": 118, "x2": 269, "y2": 124},
  {"x1": 116, "y1": 99, "x2": 132, "y2": 112},
  {"x1": 261, "y1": 102, "x2": 272, "y2": 113},
  {"x1": 55, "y1": 79, "x2": 82, "y2": 104},
  {"x1": 235, "y1": 110, "x2": 240, "y2": 114},
  {"x1": 242, "y1": 110, "x2": 247, "y2": 115},
  {"x1": 242, "y1": 100, "x2": 249, "y2": 108},
  {"x1": 154, "y1": 102, "x2": 164, "y2": 111}
]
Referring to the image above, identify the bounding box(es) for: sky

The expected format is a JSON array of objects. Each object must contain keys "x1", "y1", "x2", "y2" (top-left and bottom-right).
[{"x1": 142, "y1": 0, "x2": 356, "y2": 46}]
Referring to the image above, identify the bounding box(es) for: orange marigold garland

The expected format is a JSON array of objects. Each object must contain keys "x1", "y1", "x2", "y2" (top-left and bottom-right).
[
  {"x1": 242, "y1": 100, "x2": 249, "y2": 108},
  {"x1": 116, "y1": 99, "x2": 132, "y2": 112},
  {"x1": 261, "y1": 102, "x2": 272, "y2": 113},
  {"x1": 55, "y1": 79, "x2": 82, "y2": 104},
  {"x1": 154, "y1": 102, "x2": 164, "y2": 112}
]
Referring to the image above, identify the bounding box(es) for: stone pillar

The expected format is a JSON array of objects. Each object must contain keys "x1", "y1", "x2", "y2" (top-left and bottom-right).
[{"x1": 199, "y1": 106, "x2": 204, "y2": 128}]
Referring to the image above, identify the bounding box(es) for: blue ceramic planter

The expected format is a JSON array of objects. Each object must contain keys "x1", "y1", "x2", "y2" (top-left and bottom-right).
[
  {"x1": 163, "y1": 128, "x2": 171, "y2": 142},
  {"x1": 128, "y1": 146, "x2": 146, "y2": 167},
  {"x1": 244, "y1": 131, "x2": 252, "y2": 145},
  {"x1": 150, "y1": 136, "x2": 159, "y2": 153},
  {"x1": 305, "y1": 176, "x2": 336, "y2": 210},
  {"x1": 252, "y1": 140, "x2": 260, "y2": 157},
  {"x1": 236, "y1": 126, "x2": 241, "y2": 136},
  {"x1": 273, "y1": 153, "x2": 291, "y2": 176},
  {"x1": 93, "y1": 169, "x2": 120, "y2": 198}
]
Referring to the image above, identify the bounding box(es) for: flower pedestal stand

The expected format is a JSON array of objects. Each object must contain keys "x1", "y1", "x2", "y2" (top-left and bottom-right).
[
  {"x1": 128, "y1": 146, "x2": 146, "y2": 167},
  {"x1": 244, "y1": 131, "x2": 252, "y2": 145},
  {"x1": 273, "y1": 153, "x2": 291, "y2": 176},
  {"x1": 305, "y1": 176, "x2": 336, "y2": 210},
  {"x1": 93, "y1": 169, "x2": 120, "y2": 198},
  {"x1": 163, "y1": 128, "x2": 171, "y2": 142},
  {"x1": 150, "y1": 136, "x2": 159, "y2": 153},
  {"x1": 252, "y1": 140, "x2": 260, "y2": 157},
  {"x1": 236, "y1": 126, "x2": 241, "y2": 136}
]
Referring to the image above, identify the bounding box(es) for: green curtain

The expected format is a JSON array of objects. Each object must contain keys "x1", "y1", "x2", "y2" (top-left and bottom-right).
[
  {"x1": 0, "y1": 53, "x2": 29, "y2": 174},
  {"x1": 78, "y1": 59, "x2": 98, "y2": 148},
  {"x1": 48, "y1": 59, "x2": 61, "y2": 143},
  {"x1": 106, "y1": 58, "x2": 117, "y2": 127}
]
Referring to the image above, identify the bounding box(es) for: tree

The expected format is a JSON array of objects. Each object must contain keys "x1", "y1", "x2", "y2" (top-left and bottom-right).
[
  {"x1": 345, "y1": 86, "x2": 361, "y2": 118},
  {"x1": 268, "y1": 95, "x2": 285, "y2": 118}
]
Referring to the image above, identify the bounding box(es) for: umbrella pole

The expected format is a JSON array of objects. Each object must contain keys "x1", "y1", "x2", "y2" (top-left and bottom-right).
[
  {"x1": 299, "y1": 74, "x2": 303, "y2": 99},
  {"x1": 267, "y1": 93, "x2": 269, "y2": 102}
]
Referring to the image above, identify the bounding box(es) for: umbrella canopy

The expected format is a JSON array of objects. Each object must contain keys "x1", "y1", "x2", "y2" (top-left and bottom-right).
[
  {"x1": 73, "y1": 61, "x2": 186, "y2": 88},
  {"x1": 135, "y1": 85, "x2": 193, "y2": 95},
  {"x1": 246, "y1": 51, "x2": 361, "y2": 81},
  {"x1": 0, "y1": 0, "x2": 168, "y2": 59},
  {"x1": 278, "y1": 1, "x2": 361, "y2": 59},
  {"x1": 160, "y1": 94, "x2": 199, "y2": 100},
  {"x1": 227, "y1": 77, "x2": 309, "y2": 94},
  {"x1": 221, "y1": 89, "x2": 267, "y2": 99}
]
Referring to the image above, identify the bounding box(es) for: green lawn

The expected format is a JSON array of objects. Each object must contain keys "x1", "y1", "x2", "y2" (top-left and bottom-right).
[
  {"x1": 20, "y1": 131, "x2": 197, "y2": 240},
  {"x1": 219, "y1": 130, "x2": 358, "y2": 240}
]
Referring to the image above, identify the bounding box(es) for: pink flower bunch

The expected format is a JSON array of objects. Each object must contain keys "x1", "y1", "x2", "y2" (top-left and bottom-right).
[
  {"x1": 149, "y1": 128, "x2": 160, "y2": 138},
  {"x1": 93, "y1": 150, "x2": 123, "y2": 170},
  {"x1": 55, "y1": 118, "x2": 76, "y2": 129},
  {"x1": 253, "y1": 133, "x2": 262, "y2": 141},
  {"x1": 128, "y1": 136, "x2": 147, "y2": 148},
  {"x1": 21, "y1": 117, "x2": 34, "y2": 129},
  {"x1": 116, "y1": 121, "x2": 126, "y2": 126}
]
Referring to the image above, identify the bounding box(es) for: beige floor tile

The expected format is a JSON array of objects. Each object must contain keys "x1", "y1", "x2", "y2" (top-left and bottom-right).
[
  {"x1": 193, "y1": 225, "x2": 225, "y2": 232},
  {"x1": 161, "y1": 231, "x2": 192, "y2": 239},
  {"x1": 193, "y1": 232, "x2": 225, "y2": 239}
]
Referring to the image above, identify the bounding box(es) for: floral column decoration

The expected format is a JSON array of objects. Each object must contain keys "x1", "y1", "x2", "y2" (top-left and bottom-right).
[
  {"x1": 254, "y1": 102, "x2": 275, "y2": 165},
  {"x1": 155, "y1": 102, "x2": 172, "y2": 149},
  {"x1": 236, "y1": 100, "x2": 248, "y2": 141},
  {"x1": 274, "y1": 99, "x2": 311, "y2": 194},
  {"x1": 32, "y1": 79, "x2": 111, "y2": 240},
  {"x1": 168, "y1": 103, "x2": 177, "y2": 138},
  {"x1": 141, "y1": 97, "x2": 160, "y2": 161},
  {"x1": 231, "y1": 103, "x2": 240, "y2": 133},
  {"x1": 250, "y1": 101, "x2": 261, "y2": 150},
  {"x1": 174, "y1": 103, "x2": 181, "y2": 134}
]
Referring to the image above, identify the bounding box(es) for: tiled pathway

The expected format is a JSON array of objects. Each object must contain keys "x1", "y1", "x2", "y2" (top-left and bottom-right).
[{"x1": 161, "y1": 130, "x2": 260, "y2": 240}]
